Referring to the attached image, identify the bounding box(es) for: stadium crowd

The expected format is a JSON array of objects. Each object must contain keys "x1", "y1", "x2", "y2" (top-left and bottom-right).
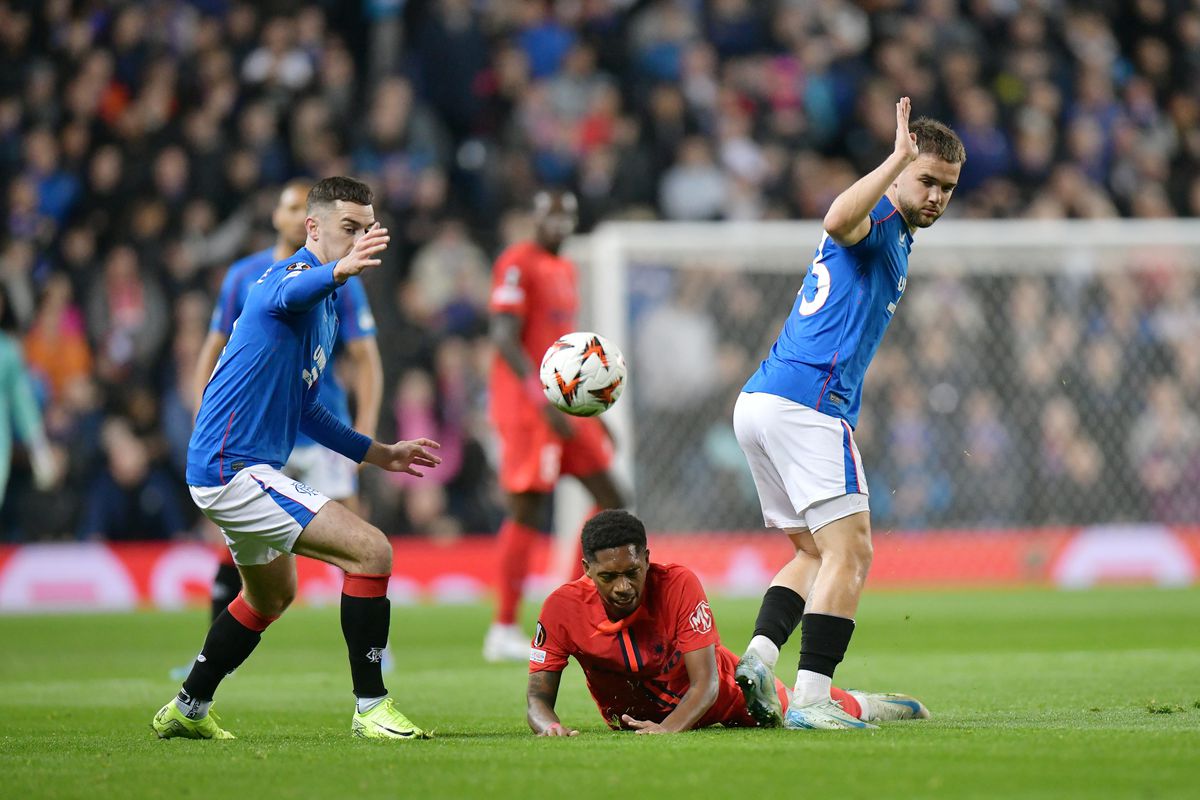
[{"x1": 0, "y1": 0, "x2": 1197, "y2": 540}]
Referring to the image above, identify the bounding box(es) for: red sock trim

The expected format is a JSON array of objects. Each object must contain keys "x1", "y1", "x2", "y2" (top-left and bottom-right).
[
  {"x1": 227, "y1": 593, "x2": 278, "y2": 632},
  {"x1": 343, "y1": 572, "x2": 390, "y2": 598},
  {"x1": 831, "y1": 686, "x2": 862, "y2": 720}
]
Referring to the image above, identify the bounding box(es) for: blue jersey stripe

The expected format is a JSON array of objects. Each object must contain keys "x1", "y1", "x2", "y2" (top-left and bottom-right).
[
  {"x1": 841, "y1": 421, "x2": 860, "y2": 494},
  {"x1": 252, "y1": 475, "x2": 317, "y2": 528}
]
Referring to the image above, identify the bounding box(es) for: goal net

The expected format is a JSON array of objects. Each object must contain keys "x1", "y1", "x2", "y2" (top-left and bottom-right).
[{"x1": 565, "y1": 220, "x2": 1200, "y2": 534}]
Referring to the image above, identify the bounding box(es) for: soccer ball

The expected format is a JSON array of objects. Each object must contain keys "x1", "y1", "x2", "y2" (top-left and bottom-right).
[{"x1": 539, "y1": 331, "x2": 627, "y2": 417}]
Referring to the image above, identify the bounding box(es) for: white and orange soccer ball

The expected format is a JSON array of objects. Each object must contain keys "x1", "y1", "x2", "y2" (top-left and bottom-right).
[{"x1": 539, "y1": 331, "x2": 627, "y2": 417}]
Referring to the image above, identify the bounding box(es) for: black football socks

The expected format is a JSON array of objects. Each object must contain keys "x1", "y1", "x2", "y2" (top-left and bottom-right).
[{"x1": 341, "y1": 574, "x2": 391, "y2": 702}]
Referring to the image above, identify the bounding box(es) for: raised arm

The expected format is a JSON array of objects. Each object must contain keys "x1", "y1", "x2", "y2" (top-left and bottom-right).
[
  {"x1": 279, "y1": 265, "x2": 343, "y2": 314},
  {"x1": 280, "y1": 225, "x2": 390, "y2": 314},
  {"x1": 823, "y1": 96, "x2": 919, "y2": 246},
  {"x1": 527, "y1": 669, "x2": 578, "y2": 736},
  {"x1": 621, "y1": 645, "x2": 719, "y2": 734}
]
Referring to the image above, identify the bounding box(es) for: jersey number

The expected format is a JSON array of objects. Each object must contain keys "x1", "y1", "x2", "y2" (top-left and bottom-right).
[{"x1": 798, "y1": 237, "x2": 832, "y2": 316}]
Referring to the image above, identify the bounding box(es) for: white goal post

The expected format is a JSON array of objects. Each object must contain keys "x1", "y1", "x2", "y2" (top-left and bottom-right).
[{"x1": 551, "y1": 220, "x2": 1200, "y2": 547}]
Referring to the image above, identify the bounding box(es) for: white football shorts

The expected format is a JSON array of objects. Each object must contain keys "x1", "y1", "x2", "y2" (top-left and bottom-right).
[
  {"x1": 283, "y1": 444, "x2": 358, "y2": 501},
  {"x1": 733, "y1": 391, "x2": 869, "y2": 533},
  {"x1": 189, "y1": 464, "x2": 332, "y2": 566}
]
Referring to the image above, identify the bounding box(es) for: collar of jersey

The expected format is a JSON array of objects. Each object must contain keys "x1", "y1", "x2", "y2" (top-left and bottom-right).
[
  {"x1": 589, "y1": 578, "x2": 655, "y2": 636},
  {"x1": 291, "y1": 246, "x2": 321, "y2": 267},
  {"x1": 591, "y1": 604, "x2": 654, "y2": 636},
  {"x1": 877, "y1": 196, "x2": 914, "y2": 245}
]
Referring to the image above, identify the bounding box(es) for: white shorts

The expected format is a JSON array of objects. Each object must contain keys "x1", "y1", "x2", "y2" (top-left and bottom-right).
[
  {"x1": 283, "y1": 444, "x2": 358, "y2": 501},
  {"x1": 189, "y1": 465, "x2": 332, "y2": 566},
  {"x1": 734, "y1": 392, "x2": 869, "y2": 533}
]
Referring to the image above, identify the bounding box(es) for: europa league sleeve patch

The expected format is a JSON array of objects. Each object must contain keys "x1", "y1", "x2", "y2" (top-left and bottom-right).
[{"x1": 533, "y1": 621, "x2": 547, "y2": 647}]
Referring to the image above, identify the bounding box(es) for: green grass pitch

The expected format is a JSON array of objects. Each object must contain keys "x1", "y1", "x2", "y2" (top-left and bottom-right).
[{"x1": 2, "y1": 587, "x2": 1198, "y2": 799}]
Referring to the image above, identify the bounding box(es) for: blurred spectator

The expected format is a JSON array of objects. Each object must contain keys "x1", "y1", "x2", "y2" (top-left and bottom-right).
[
  {"x1": 1128, "y1": 379, "x2": 1200, "y2": 523},
  {"x1": 86, "y1": 246, "x2": 169, "y2": 383},
  {"x1": 0, "y1": 0, "x2": 1197, "y2": 539},
  {"x1": 23, "y1": 273, "x2": 92, "y2": 403},
  {"x1": 0, "y1": 286, "x2": 57, "y2": 513},
  {"x1": 77, "y1": 418, "x2": 188, "y2": 542},
  {"x1": 659, "y1": 136, "x2": 727, "y2": 220}
]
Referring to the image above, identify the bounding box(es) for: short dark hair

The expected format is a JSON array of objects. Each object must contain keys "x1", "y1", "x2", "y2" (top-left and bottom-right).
[
  {"x1": 307, "y1": 176, "x2": 373, "y2": 213},
  {"x1": 582, "y1": 509, "x2": 646, "y2": 562},
  {"x1": 912, "y1": 117, "x2": 966, "y2": 164}
]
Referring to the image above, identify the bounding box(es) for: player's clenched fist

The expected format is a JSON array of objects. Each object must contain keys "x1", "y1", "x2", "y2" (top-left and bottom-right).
[
  {"x1": 364, "y1": 437, "x2": 442, "y2": 476},
  {"x1": 334, "y1": 222, "x2": 390, "y2": 281}
]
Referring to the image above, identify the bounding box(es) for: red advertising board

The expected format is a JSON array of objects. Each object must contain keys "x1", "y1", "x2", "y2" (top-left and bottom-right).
[{"x1": 1, "y1": 525, "x2": 1197, "y2": 613}]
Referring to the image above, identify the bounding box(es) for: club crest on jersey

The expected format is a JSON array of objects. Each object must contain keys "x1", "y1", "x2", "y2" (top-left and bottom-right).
[{"x1": 688, "y1": 601, "x2": 713, "y2": 634}]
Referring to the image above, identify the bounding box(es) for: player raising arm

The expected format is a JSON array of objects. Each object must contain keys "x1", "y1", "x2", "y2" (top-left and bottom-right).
[
  {"x1": 525, "y1": 510, "x2": 928, "y2": 736},
  {"x1": 187, "y1": 180, "x2": 384, "y2": 638},
  {"x1": 732, "y1": 98, "x2": 964, "y2": 730},
  {"x1": 185, "y1": 180, "x2": 309, "y2": 634},
  {"x1": 152, "y1": 177, "x2": 441, "y2": 742}
]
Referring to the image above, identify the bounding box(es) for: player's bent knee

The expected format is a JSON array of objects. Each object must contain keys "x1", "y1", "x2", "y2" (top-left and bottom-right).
[
  {"x1": 244, "y1": 588, "x2": 294, "y2": 618},
  {"x1": 356, "y1": 529, "x2": 393, "y2": 574}
]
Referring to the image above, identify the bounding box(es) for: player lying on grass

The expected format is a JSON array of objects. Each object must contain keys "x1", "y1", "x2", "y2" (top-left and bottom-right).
[{"x1": 526, "y1": 510, "x2": 928, "y2": 734}]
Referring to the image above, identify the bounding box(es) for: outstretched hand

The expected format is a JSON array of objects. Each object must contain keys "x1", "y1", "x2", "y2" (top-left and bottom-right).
[
  {"x1": 335, "y1": 222, "x2": 390, "y2": 281},
  {"x1": 621, "y1": 714, "x2": 671, "y2": 735},
  {"x1": 364, "y1": 437, "x2": 442, "y2": 476},
  {"x1": 895, "y1": 96, "x2": 919, "y2": 162},
  {"x1": 537, "y1": 722, "x2": 579, "y2": 737}
]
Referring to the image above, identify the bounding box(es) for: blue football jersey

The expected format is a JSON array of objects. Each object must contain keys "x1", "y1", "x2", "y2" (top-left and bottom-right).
[
  {"x1": 209, "y1": 248, "x2": 275, "y2": 335},
  {"x1": 743, "y1": 196, "x2": 913, "y2": 427},
  {"x1": 207, "y1": 246, "x2": 377, "y2": 448},
  {"x1": 293, "y1": 275, "x2": 376, "y2": 447},
  {"x1": 187, "y1": 247, "x2": 370, "y2": 486}
]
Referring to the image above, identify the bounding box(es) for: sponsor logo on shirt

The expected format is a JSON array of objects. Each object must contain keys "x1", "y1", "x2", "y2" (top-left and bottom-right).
[
  {"x1": 529, "y1": 648, "x2": 547, "y2": 664},
  {"x1": 302, "y1": 345, "x2": 328, "y2": 388},
  {"x1": 688, "y1": 600, "x2": 713, "y2": 634}
]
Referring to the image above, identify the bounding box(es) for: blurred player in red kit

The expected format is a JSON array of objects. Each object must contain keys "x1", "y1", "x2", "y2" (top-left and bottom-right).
[
  {"x1": 525, "y1": 510, "x2": 928, "y2": 734},
  {"x1": 484, "y1": 190, "x2": 624, "y2": 662}
]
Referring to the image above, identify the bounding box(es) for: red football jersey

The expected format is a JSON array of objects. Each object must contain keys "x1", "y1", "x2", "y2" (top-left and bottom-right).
[
  {"x1": 530, "y1": 563, "x2": 755, "y2": 729},
  {"x1": 488, "y1": 241, "x2": 579, "y2": 422}
]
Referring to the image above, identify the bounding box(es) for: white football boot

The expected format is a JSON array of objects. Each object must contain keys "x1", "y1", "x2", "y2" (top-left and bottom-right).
[
  {"x1": 482, "y1": 623, "x2": 532, "y2": 663},
  {"x1": 784, "y1": 697, "x2": 878, "y2": 730},
  {"x1": 850, "y1": 691, "x2": 931, "y2": 722}
]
